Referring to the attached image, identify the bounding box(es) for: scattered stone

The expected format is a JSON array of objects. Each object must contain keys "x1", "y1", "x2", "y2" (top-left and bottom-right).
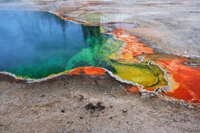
[
  {"x1": 40, "y1": 94, "x2": 45, "y2": 97},
  {"x1": 78, "y1": 95, "x2": 84, "y2": 101},
  {"x1": 85, "y1": 103, "x2": 98, "y2": 114},
  {"x1": 110, "y1": 94, "x2": 115, "y2": 97},
  {"x1": 94, "y1": 80, "x2": 99, "y2": 87},
  {"x1": 97, "y1": 102, "x2": 106, "y2": 111},
  {"x1": 123, "y1": 109, "x2": 128, "y2": 113},
  {"x1": 139, "y1": 91, "x2": 142, "y2": 96},
  {"x1": 85, "y1": 102, "x2": 106, "y2": 114},
  {"x1": 67, "y1": 121, "x2": 73, "y2": 125},
  {"x1": 140, "y1": 91, "x2": 158, "y2": 98},
  {"x1": 43, "y1": 103, "x2": 53, "y2": 107}
]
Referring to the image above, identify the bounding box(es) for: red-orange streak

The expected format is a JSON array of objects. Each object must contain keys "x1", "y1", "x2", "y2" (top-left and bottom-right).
[
  {"x1": 125, "y1": 85, "x2": 143, "y2": 94},
  {"x1": 110, "y1": 29, "x2": 154, "y2": 56},
  {"x1": 156, "y1": 59, "x2": 200, "y2": 103},
  {"x1": 125, "y1": 86, "x2": 139, "y2": 94},
  {"x1": 51, "y1": 11, "x2": 92, "y2": 25},
  {"x1": 68, "y1": 67, "x2": 105, "y2": 76}
]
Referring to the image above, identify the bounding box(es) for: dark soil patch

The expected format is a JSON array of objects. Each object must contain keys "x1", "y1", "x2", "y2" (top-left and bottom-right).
[{"x1": 85, "y1": 102, "x2": 106, "y2": 114}]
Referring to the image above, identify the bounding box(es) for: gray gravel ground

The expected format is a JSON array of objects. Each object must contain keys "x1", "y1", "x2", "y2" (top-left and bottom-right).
[{"x1": 0, "y1": 74, "x2": 200, "y2": 133}]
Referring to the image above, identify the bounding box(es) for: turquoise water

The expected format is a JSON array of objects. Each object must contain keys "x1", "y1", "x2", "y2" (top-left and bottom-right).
[{"x1": 0, "y1": 10, "x2": 123, "y2": 79}]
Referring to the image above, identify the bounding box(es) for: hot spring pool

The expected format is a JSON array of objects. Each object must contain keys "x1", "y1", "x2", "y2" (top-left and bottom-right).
[{"x1": 0, "y1": 10, "x2": 123, "y2": 79}]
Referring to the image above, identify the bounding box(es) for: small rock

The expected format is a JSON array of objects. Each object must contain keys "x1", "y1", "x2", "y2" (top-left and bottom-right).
[
  {"x1": 85, "y1": 102, "x2": 106, "y2": 114},
  {"x1": 40, "y1": 94, "x2": 45, "y2": 97},
  {"x1": 123, "y1": 109, "x2": 128, "y2": 113},
  {"x1": 110, "y1": 94, "x2": 115, "y2": 97},
  {"x1": 97, "y1": 102, "x2": 106, "y2": 111},
  {"x1": 78, "y1": 95, "x2": 84, "y2": 101}
]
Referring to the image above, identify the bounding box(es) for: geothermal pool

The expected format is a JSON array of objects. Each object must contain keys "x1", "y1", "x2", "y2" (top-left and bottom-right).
[
  {"x1": 1, "y1": 10, "x2": 200, "y2": 105},
  {"x1": 0, "y1": 10, "x2": 166, "y2": 90},
  {"x1": 0, "y1": 10, "x2": 123, "y2": 79}
]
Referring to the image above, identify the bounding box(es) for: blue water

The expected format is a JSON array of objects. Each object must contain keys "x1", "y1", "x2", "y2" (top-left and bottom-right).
[{"x1": 0, "y1": 10, "x2": 120, "y2": 79}]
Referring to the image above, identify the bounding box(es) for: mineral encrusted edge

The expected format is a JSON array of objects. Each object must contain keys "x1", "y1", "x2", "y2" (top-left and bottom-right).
[{"x1": 0, "y1": 68, "x2": 140, "y2": 87}]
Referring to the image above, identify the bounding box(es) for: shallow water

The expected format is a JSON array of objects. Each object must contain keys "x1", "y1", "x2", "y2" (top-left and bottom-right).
[{"x1": 0, "y1": 10, "x2": 123, "y2": 79}]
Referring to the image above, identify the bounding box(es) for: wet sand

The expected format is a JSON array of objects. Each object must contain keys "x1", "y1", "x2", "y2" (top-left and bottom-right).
[{"x1": 0, "y1": 0, "x2": 200, "y2": 132}]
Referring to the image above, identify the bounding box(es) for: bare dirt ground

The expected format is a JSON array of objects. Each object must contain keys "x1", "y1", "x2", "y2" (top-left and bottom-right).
[
  {"x1": 0, "y1": 74, "x2": 200, "y2": 133},
  {"x1": 0, "y1": 0, "x2": 200, "y2": 132}
]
